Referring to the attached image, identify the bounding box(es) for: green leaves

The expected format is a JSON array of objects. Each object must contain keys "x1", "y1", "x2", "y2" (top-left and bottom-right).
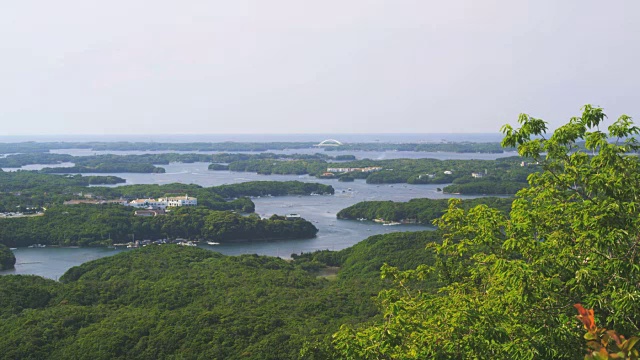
[{"x1": 333, "y1": 105, "x2": 640, "y2": 359}]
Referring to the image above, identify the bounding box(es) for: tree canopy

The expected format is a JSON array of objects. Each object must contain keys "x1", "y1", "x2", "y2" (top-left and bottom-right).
[
  {"x1": 333, "y1": 105, "x2": 640, "y2": 359},
  {"x1": 0, "y1": 244, "x2": 16, "y2": 270}
]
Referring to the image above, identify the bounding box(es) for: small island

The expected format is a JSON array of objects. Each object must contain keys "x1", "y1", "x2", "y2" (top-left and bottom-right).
[
  {"x1": 337, "y1": 197, "x2": 513, "y2": 224},
  {"x1": 0, "y1": 244, "x2": 16, "y2": 270}
]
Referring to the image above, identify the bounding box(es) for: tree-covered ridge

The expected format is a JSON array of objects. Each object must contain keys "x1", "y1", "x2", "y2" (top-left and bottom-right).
[
  {"x1": 333, "y1": 105, "x2": 640, "y2": 359},
  {"x1": 214, "y1": 156, "x2": 537, "y2": 192},
  {"x1": 0, "y1": 231, "x2": 439, "y2": 359},
  {"x1": 225, "y1": 159, "x2": 329, "y2": 175},
  {"x1": 337, "y1": 197, "x2": 512, "y2": 224},
  {"x1": 0, "y1": 205, "x2": 318, "y2": 247},
  {"x1": 0, "y1": 172, "x2": 126, "y2": 212},
  {"x1": 210, "y1": 181, "x2": 334, "y2": 198},
  {"x1": 0, "y1": 171, "x2": 124, "y2": 192},
  {"x1": 0, "y1": 244, "x2": 16, "y2": 270}
]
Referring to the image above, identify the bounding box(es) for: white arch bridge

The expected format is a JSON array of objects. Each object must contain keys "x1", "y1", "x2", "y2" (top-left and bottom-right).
[{"x1": 315, "y1": 139, "x2": 343, "y2": 147}]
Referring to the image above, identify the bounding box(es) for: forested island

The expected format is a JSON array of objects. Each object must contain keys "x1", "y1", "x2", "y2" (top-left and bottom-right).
[
  {"x1": 0, "y1": 170, "x2": 333, "y2": 213},
  {"x1": 0, "y1": 244, "x2": 16, "y2": 270},
  {"x1": 0, "y1": 206, "x2": 318, "y2": 247},
  {"x1": 2, "y1": 150, "x2": 533, "y2": 195},
  {"x1": 212, "y1": 156, "x2": 536, "y2": 194},
  {"x1": 337, "y1": 197, "x2": 513, "y2": 224},
  {"x1": 0, "y1": 171, "x2": 333, "y2": 247},
  {"x1": 0, "y1": 152, "x2": 355, "y2": 172},
  {"x1": 3, "y1": 107, "x2": 640, "y2": 359},
  {"x1": 0, "y1": 231, "x2": 439, "y2": 359},
  {"x1": 0, "y1": 171, "x2": 125, "y2": 212}
]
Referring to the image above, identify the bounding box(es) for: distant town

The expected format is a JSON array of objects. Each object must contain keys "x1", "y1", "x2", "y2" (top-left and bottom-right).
[{"x1": 64, "y1": 195, "x2": 197, "y2": 217}]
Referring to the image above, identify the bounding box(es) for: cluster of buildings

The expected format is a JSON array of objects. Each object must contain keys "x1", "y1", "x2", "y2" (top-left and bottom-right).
[
  {"x1": 417, "y1": 170, "x2": 487, "y2": 179},
  {"x1": 325, "y1": 166, "x2": 383, "y2": 174},
  {"x1": 64, "y1": 195, "x2": 197, "y2": 210},
  {"x1": 129, "y1": 195, "x2": 198, "y2": 209}
]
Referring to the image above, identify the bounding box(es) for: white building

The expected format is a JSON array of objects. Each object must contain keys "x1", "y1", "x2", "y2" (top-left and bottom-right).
[
  {"x1": 326, "y1": 166, "x2": 382, "y2": 173},
  {"x1": 127, "y1": 195, "x2": 197, "y2": 209},
  {"x1": 129, "y1": 198, "x2": 167, "y2": 209},
  {"x1": 163, "y1": 195, "x2": 198, "y2": 207},
  {"x1": 471, "y1": 172, "x2": 485, "y2": 178}
]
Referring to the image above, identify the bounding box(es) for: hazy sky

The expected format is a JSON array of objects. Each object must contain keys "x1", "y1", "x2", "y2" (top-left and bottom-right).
[{"x1": 1, "y1": 1, "x2": 638, "y2": 136}]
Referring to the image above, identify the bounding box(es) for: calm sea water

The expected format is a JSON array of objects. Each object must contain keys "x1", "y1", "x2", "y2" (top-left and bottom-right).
[{"x1": 1, "y1": 153, "x2": 510, "y2": 279}]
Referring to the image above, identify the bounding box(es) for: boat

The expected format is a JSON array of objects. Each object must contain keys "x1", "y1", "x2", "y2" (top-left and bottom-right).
[
  {"x1": 383, "y1": 222, "x2": 402, "y2": 226},
  {"x1": 9, "y1": 248, "x2": 17, "y2": 251},
  {"x1": 27, "y1": 244, "x2": 46, "y2": 248},
  {"x1": 207, "y1": 241, "x2": 220, "y2": 245}
]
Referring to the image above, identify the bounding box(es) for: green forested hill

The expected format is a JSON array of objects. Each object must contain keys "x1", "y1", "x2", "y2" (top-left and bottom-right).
[
  {"x1": 337, "y1": 197, "x2": 513, "y2": 224},
  {"x1": 0, "y1": 206, "x2": 318, "y2": 247},
  {"x1": 0, "y1": 231, "x2": 439, "y2": 360}
]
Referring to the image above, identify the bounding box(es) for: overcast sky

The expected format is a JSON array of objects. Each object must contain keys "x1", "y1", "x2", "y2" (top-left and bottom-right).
[{"x1": 1, "y1": 1, "x2": 638, "y2": 136}]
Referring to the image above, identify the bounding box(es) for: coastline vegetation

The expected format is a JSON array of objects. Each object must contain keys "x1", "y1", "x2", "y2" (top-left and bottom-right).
[
  {"x1": 332, "y1": 106, "x2": 640, "y2": 359},
  {"x1": 0, "y1": 244, "x2": 16, "y2": 270},
  {"x1": 0, "y1": 231, "x2": 438, "y2": 359},
  {"x1": 3, "y1": 106, "x2": 640, "y2": 358},
  {"x1": 337, "y1": 197, "x2": 512, "y2": 224},
  {"x1": 0, "y1": 205, "x2": 318, "y2": 247}
]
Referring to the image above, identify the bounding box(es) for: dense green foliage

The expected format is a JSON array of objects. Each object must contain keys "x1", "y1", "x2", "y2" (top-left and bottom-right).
[
  {"x1": 0, "y1": 244, "x2": 16, "y2": 270},
  {"x1": 217, "y1": 156, "x2": 536, "y2": 191},
  {"x1": 333, "y1": 106, "x2": 640, "y2": 359},
  {"x1": 226, "y1": 159, "x2": 329, "y2": 175},
  {"x1": 294, "y1": 231, "x2": 440, "y2": 282},
  {"x1": 0, "y1": 231, "x2": 439, "y2": 359},
  {"x1": 337, "y1": 197, "x2": 512, "y2": 223},
  {"x1": 0, "y1": 171, "x2": 124, "y2": 191},
  {"x1": 0, "y1": 172, "x2": 332, "y2": 214},
  {"x1": 442, "y1": 180, "x2": 527, "y2": 194},
  {"x1": 343, "y1": 157, "x2": 534, "y2": 187},
  {"x1": 1, "y1": 152, "x2": 348, "y2": 172},
  {"x1": 211, "y1": 181, "x2": 334, "y2": 198},
  {"x1": 41, "y1": 163, "x2": 166, "y2": 173},
  {"x1": 0, "y1": 172, "x2": 125, "y2": 212},
  {"x1": 0, "y1": 206, "x2": 318, "y2": 247}
]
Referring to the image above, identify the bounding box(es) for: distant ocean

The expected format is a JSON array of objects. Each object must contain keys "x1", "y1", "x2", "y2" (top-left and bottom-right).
[{"x1": 0, "y1": 133, "x2": 504, "y2": 143}]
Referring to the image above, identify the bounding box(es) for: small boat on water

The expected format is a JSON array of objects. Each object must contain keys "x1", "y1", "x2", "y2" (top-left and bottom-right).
[
  {"x1": 27, "y1": 244, "x2": 46, "y2": 248},
  {"x1": 207, "y1": 241, "x2": 220, "y2": 245},
  {"x1": 382, "y1": 222, "x2": 402, "y2": 226}
]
